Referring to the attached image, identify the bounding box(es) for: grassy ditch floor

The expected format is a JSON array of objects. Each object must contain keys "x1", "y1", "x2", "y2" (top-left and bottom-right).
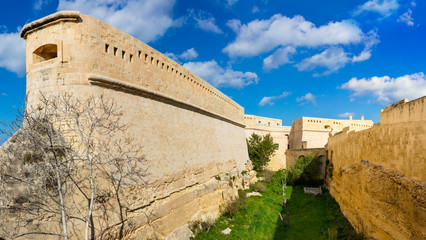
[{"x1": 193, "y1": 171, "x2": 361, "y2": 240}]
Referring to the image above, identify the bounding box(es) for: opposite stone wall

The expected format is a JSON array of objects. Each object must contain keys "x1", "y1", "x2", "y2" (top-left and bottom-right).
[{"x1": 327, "y1": 96, "x2": 426, "y2": 240}]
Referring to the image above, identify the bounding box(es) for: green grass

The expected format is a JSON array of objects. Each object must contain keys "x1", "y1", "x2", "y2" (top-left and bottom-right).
[{"x1": 193, "y1": 171, "x2": 361, "y2": 240}]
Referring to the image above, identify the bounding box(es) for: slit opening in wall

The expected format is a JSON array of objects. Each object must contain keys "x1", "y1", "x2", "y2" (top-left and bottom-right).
[
  {"x1": 33, "y1": 44, "x2": 58, "y2": 64},
  {"x1": 113, "y1": 47, "x2": 118, "y2": 56},
  {"x1": 122, "y1": 51, "x2": 126, "y2": 59}
]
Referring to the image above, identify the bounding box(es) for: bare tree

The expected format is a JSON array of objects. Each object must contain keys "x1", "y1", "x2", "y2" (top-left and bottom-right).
[{"x1": 0, "y1": 92, "x2": 147, "y2": 239}]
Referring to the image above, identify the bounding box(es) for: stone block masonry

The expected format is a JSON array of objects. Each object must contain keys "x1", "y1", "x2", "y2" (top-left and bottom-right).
[
  {"x1": 13, "y1": 11, "x2": 255, "y2": 239},
  {"x1": 328, "y1": 96, "x2": 426, "y2": 240}
]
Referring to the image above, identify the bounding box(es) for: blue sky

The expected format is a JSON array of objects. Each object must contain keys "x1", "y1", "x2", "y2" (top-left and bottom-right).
[{"x1": 1, "y1": 0, "x2": 425, "y2": 129}]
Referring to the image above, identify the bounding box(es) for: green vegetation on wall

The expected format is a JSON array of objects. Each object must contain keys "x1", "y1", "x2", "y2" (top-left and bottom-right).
[{"x1": 288, "y1": 154, "x2": 324, "y2": 186}]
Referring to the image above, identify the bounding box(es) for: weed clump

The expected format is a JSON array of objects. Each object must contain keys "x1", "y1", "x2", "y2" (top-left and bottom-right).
[
  {"x1": 222, "y1": 189, "x2": 247, "y2": 220},
  {"x1": 251, "y1": 182, "x2": 265, "y2": 192}
]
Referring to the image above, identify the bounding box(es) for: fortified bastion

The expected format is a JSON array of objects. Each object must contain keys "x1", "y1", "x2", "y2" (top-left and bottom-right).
[
  {"x1": 16, "y1": 11, "x2": 255, "y2": 238},
  {"x1": 328, "y1": 96, "x2": 426, "y2": 240}
]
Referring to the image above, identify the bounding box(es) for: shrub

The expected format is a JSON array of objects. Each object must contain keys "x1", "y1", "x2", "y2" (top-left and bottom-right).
[
  {"x1": 251, "y1": 182, "x2": 265, "y2": 192},
  {"x1": 223, "y1": 189, "x2": 247, "y2": 220},
  {"x1": 246, "y1": 133, "x2": 276, "y2": 172},
  {"x1": 288, "y1": 154, "x2": 324, "y2": 186},
  {"x1": 263, "y1": 170, "x2": 274, "y2": 183},
  {"x1": 328, "y1": 163, "x2": 334, "y2": 179}
]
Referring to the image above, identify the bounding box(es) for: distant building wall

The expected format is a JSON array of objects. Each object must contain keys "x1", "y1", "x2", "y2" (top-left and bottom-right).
[
  {"x1": 290, "y1": 116, "x2": 373, "y2": 149},
  {"x1": 244, "y1": 115, "x2": 291, "y2": 170},
  {"x1": 327, "y1": 96, "x2": 426, "y2": 240}
]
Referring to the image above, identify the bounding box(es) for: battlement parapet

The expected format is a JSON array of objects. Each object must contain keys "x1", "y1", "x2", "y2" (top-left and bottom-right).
[
  {"x1": 23, "y1": 11, "x2": 244, "y2": 124},
  {"x1": 380, "y1": 96, "x2": 426, "y2": 124}
]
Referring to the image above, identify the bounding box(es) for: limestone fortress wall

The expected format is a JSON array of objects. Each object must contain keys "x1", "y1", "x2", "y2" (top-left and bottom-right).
[
  {"x1": 5, "y1": 10, "x2": 424, "y2": 240},
  {"x1": 327, "y1": 96, "x2": 426, "y2": 240},
  {"x1": 18, "y1": 11, "x2": 254, "y2": 239}
]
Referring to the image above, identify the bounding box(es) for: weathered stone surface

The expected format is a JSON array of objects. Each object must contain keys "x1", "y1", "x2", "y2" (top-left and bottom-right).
[
  {"x1": 328, "y1": 96, "x2": 426, "y2": 240},
  {"x1": 165, "y1": 224, "x2": 194, "y2": 240},
  {"x1": 221, "y1": 228, "x2": 232, "y2": 234},
  {"x1": 0, "y1": 11, "x2": 256, "y2": 239},
  {"x1": 330, "y1": 160, "x2": 425, "y2": 240},
  {"x1": 246, "y1": 192, "x2": 262, "y2": 197},
  {"x1": 303, "y1": 187, "x2": 322, "y2": 195}
]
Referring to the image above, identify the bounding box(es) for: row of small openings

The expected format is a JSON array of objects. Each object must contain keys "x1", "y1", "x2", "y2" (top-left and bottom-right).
[
  {"x1": 105, "y1": 44, "x2": 134, "y2": 63},
  {"x1": 351, "y1": 123, "x2": 371, "y2": 127},
  {"x1": 308, "y1": 119, "x2": 322, "y2": 123},
  {"x1": 332, "y1": 121, "x2": 341, "y2": 125},
  {"x1": 105, "y1": 43, "x2": 240, "y2": 111},
  {"x1": 244, "y1": 116, "x2": 253, "y2": 119},
  {"x1": 257, "y1": 121, "x2": 275, "y2": 126}
]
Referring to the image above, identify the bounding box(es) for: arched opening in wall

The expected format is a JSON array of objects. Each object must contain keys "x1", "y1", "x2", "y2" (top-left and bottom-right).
[
  {"x1": 324, "y1": 125, "x2": 331, "y2": 129},
  {"x1": 33, "y1": 44, "x2": 57, "y2": 64}
]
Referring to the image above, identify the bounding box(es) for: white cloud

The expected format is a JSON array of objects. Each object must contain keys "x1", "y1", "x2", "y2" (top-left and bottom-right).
[
  {"x1": 263, "y1": 46, "x2": 296, "y2": 71},
  {"x1": 194, "y1": 15, "x2": 223, "y2": 34},
  {"x1": 398, "y1": 9, "x2": 414, "y2": 26},
  {"x1": 58, "y1": 0, "x2": 177, "y2": 43},
  {"x1": 354, "y1": 0, "x2": 399, "y2": 17},
  {"x1": 352, "y1": 50, "x2": 372, "y2": 62},
  {"x1": 296, "y1": 92, "x2": 316, "y2": 105},
  {"x1": 0, "y1": 32, "x2": 26, "y2": 76},
  {"x1": 296, "y1": 30, "x2": 379, "y2": 75},
  {"x1": 1, "y1": 93, "x2": 7, "y2": 96},
  {"x1": 226, "y1": 19, "x2": 241, "y2": 32},
  {"x1": 340, "y1": 72, "x2": 426, "y2": 104},
  {"x1": 338, "y1": 112, "x2": 355, "y2": 118},
  {"x1": 223, "y1": 14, "x2": 364, "y2": 58},
  {"x1": 252, "y1": 6, "x2": 260, "y2": 13},
  {"x1": 296, "y1": 47, "x2": 350, "y2": 75},
  {"x1": 183, "y1": 60, "x2": 258, "y2": 89},
  {"x1": 164, "y1": 52, "x2": 178, "y2": 61},
  {"x1": 34, "y1": 0, "x2": 50, "y2": 10},
  {"x1": 227, "y1": 0, "x2": 238, "y2": 6},
  {"x1": 258, "y1": 91, "x2": 291, "y2": 106},
  {"x1": 179, "y1": 48, "x2": 198, "y2": 60},
  {"x1": 352, "y1": 29, "x2": 379, "y2": 62},
  {"x1": 165, "y1": 48, "x2": 198, "y2": 62}
]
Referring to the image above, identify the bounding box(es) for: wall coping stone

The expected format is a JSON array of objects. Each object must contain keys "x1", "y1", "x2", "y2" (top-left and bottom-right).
[
  {"x1": 88, "y1": 74, "x2": 246, "y2": 128},
  {"x1": 21, "y1": 11, "x2": 80, "y2": 38}
]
